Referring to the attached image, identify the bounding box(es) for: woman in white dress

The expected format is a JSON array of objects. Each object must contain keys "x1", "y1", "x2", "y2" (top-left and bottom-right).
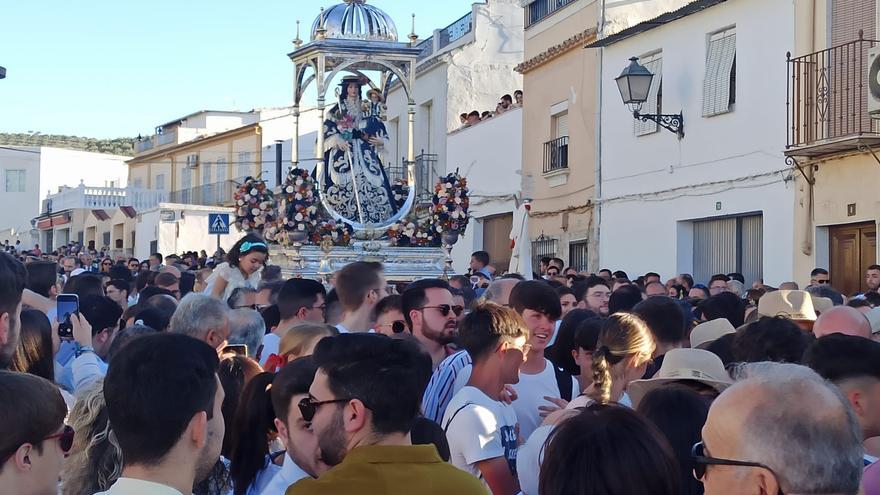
[{"x1": 206, "y1": 234, "x2": 269, "y2": 301}]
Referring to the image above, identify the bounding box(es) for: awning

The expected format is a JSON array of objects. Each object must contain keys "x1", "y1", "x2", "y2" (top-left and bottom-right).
[{"x1": 92, "y1": 209, "x2": 111, "y2": 221}]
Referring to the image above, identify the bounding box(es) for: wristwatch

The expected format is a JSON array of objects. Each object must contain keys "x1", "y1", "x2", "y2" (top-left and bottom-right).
[{"x1": 75, "y1": 344, "x2": 95, "y2": 358}]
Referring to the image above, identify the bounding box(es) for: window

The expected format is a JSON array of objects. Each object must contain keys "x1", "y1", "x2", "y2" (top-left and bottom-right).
[
  {"x1": 216, "y1": 158, "x2": 227, "y2": 184},
  {"x1": 5, "y1": 169, "x2": 25, "y2": 192},
  {"x1": 237, "y1": 151, "x2": 252, "y2": 179},
  {"x1": 692, "y1": 214, "x2": 762, "y2": 286},
  {"x1": 133, "y1": 178, "x2": 144, "y2": 189},
  {"x1": 553, "y1": 112, "x2": 569, "y2": 139},
  {"x1": 531, "y1": 237, "x2": 558, "y2": 274},
  {"x1": 635, "y1": 53, "x2": 663, "y2": 136},
  {"x1": 201, "y1": 160, "x2": 213, "y2": 186},
  {"x1": 569, "y1": 240, "x2": 588, "y2": 272},
  {"x1": 526, "y1": 0, "x2": 576, "y2": 28},
  {"x1": 702, "y1": 27, "x2": 737, "y2": 117},
  {"x1": 154, "y1": 174, "x2": 165, "y2": 191}
]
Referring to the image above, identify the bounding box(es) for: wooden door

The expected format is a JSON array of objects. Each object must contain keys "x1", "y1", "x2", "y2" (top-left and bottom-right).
[
  {"x1": 830, "y1": 222, "x2": 877, "y2": 296},
  {"x1": 482, "y1": 214, "x2": 513, "y2": 274}
]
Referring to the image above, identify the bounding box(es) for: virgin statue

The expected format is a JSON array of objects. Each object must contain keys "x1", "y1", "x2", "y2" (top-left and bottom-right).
[{"x1": 321, "y1": 76, "x2": 396, "y2": 224}]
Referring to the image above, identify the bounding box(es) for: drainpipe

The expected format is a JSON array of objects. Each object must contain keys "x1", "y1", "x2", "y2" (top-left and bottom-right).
[{"x1": 590, "y1": 0, "x2": 607, "y2": 273}]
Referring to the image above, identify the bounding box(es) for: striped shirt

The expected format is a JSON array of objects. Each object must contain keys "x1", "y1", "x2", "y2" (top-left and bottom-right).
[{"x1": 422, "y1": 350, "x2": 472, "y2": 422}]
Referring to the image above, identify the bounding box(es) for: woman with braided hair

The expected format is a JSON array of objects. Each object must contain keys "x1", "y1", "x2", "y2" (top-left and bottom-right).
[{"x1": 516, "y1": 313, "x2": 655, "y2": 495}]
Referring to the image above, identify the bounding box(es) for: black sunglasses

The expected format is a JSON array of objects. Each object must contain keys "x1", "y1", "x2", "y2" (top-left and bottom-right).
[
  {"x1": 420, "y1": 304, "x2": 464, "y2": 317},
  {"x1": 692, "y1": 442, "x2": 782, "y2": 493},
  {"x1": 1, "y1": 425, "x2": 75, "y2": 463},
  {"x1": 298, "y1": 397, "x2": 352, "y2": 422}
]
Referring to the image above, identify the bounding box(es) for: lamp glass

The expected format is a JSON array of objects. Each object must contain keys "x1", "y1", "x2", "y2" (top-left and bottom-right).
[{"x1": 614, "y1": 58, "x2": 654, "y2": 105}]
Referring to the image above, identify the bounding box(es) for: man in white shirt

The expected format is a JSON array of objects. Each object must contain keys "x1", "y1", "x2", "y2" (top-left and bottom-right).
[
  {"x1": 443, "y1": 302, "x2": 528, "y2": 495},
  {"x1": 506, "y1": 281, "x2": 577, "y2": 441},
  {"x1": 97, "y1": 333, "x2": 224, "y2": 495},
  {"x1": 260, "y1": 279, "x2": 326, "y2": 366},
  {"x1": 261, "y1": 356, "x2": 329, "y2": 494},
  {"x1": 333, "y1": 261, "x2": 385, "y2": 333}
]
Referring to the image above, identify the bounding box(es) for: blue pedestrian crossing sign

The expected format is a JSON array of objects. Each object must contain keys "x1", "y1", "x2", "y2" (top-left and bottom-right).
[{"x1": 208, "y1": 213, "x2": 230, "y2": 235}]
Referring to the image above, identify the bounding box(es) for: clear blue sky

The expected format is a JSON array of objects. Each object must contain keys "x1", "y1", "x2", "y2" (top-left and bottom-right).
[{"x1": 0, "y1": 0, "x2": 476, "y2": 139}]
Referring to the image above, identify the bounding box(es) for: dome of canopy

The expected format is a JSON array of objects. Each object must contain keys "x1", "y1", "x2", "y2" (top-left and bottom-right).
[{"x1": 311, "y1": 0, "x2": 398, "y2": 42}]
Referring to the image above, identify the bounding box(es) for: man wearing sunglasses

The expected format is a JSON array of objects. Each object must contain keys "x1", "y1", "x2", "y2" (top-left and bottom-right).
[
  {"x1": 402, "y1": 279, "x2": 461, "y2": 369},
  {"x1": 697, "y1": 362, "x2": 862, "y2": 495},
  {"x1": 288, "y1": 334, "x2": 484, "y2": 494},
  {"x1": 261, "y1": 279, "x2": 327, "y2": 366},
  {"x1": 0, "y1": 371, "x2": 70, "y2": 495}
]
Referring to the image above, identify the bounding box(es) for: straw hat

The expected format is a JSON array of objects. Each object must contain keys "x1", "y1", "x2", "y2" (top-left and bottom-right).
[
  {"x1": 757, "y1": 290, "x2": 817, "y2": 321},
  {"x1": 628, "y1": 348, "x2": 733, "y2": 408},
  {"x1": 690, "y1": 318, "x2": 736, "y2": 348},
  {"x1": 810, "y1": 295, "x2": 834, "y2": 315}
]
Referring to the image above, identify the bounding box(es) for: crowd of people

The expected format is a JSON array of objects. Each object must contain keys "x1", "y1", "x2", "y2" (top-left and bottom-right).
[
  {"x1": 459, "y1": 90, "x2": 523, "y2": 127},
  {"x1": 3, "y1": 233, "x2": 880, "y2": 495}
]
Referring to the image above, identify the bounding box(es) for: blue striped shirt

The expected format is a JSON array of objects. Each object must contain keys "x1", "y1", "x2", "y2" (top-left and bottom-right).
[{"x1": 422, "y1": 350, "x2": 472, "y2": 422}]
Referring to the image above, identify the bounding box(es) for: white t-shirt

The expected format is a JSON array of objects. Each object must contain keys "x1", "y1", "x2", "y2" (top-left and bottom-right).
[
  {"x1": 510, "y1": 359, "x2": 579, "y2": 442},
  {"x1": 452, "y1": 360, "x2": 578, "y2": 443},
  {"x1": 259, "y1": 333, "x2": 281, "y2": 367},
  {"x1": 442, "y1": 386, "x2": 520, "y2": 483},
  {"x1": 517, "y1": 424, "x2": 553, "y2": 495}
]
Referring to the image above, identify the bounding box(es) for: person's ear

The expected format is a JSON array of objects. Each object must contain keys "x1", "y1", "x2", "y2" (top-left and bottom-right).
[
  {"x1": 847, "y1": 389, "x2": 866, "y2": 418},
  {"x1": 296, "y1": 306, "x2": 309, "y2": 320},
  {"x1": 188, "y1": 411, "x2": 209, "y2": 450},
  {"x1": 12, "y1": 444, "x2": 34, "y2": 472},
  {"x1": 409, "y1": 309, "x2": 422, "y2": 329},
  {"x1": 49, "y1": 285, "x2": 58, "y2": 298},
  {"x1": 0, "y1": 312, "x2": 9, "y2": 346},
  {"x1": 274, "y1": 418, "x2": 290, "y2": 450},
  {"x1": 345, "y1": 399, "x2": 369, "y2": 434}
]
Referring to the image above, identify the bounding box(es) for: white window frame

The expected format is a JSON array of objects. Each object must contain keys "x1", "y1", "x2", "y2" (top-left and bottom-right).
[
  {"x1": 702, "y1": 26, "x2": 737, "y2": 117},
  {"x1": 154, "y1": 174, "x2": 165, "y2": 191},
  {"x1": 4, "y1": 169, "x2": 25, "y2": 192},
  {"x1": 635, "y1": 51, "x2": 663, "y2": 136}
]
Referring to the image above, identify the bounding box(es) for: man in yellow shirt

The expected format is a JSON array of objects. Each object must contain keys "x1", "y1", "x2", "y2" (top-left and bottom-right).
[{"x1": 286, "y1": 333, "x2": 486, "y2": 495}]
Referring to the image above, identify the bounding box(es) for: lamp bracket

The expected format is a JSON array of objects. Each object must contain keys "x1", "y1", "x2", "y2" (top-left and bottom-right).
[{"x1": 633, "y1": 111, "x2": 685, "y2": 139}]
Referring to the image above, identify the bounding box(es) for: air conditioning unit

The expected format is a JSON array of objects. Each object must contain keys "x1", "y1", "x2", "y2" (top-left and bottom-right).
[
  {"x1": 185, "y1": 154, "x2": 200, "y2": 169},
  {"x1": 868, "y1": 46, "x2": 880, "y2": 117}
]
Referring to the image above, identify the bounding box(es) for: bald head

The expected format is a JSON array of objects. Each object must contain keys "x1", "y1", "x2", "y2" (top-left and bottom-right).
[
  {"x1": 701, "y1": 362, "x2": 862, "y2": 495},
  {"x1": 813, "y1": 306, "x2": 871, "y2": 339},
  {"x1": 483, "y1": 279, "x2": 519, "y2": 306}
]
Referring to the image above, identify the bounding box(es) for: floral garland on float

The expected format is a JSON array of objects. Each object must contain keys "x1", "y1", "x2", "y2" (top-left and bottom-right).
[
  {"x1": 390, "y1": 178, "x2": 409, "y2": 211},
  {"x1": 311, "y1": 218, "x2": 353, "y2": 247},
  {"x1": 277, "y1": 168, "x2": 319, "y2": 244},
  {"x1": 234, "y1": 177, "x2": 276, "y2": 236},
  {"x1": 387, "y1": 210, "x2": 437, "y2": 247},
  {"x1": 431, "y1": 171, "x2": 470, "y2": 239}
]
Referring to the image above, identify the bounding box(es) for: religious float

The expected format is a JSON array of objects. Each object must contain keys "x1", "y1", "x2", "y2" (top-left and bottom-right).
[{"x1": 234, "y1": 0, "x2": 470, "y2": 282}]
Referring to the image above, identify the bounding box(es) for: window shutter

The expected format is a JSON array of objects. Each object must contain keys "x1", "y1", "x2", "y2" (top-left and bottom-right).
[
  {"x1": 702, "y1": 29, "x2": 736, "y2": 117},
  {"x1": 554, "y1": 112, "x2": 569, "y2": 138},
  {"x1": 634, "y1": 55, "x2": 663, "y2": 136}
]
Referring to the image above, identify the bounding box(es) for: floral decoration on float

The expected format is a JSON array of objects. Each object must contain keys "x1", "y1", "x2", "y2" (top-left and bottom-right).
[{"x1": 234, "y1": 177, "x2": 276, "y2": 236}]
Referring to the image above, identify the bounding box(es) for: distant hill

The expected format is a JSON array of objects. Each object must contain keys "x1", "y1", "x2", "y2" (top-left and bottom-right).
[{"x1": 0, "y1": 133, "x2": 135, "y2": 156}]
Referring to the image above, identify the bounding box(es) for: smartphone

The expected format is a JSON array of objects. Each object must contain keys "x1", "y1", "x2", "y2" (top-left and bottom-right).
[
  {"x1": 222, "y1": 344, "x2": 248, "y2": 356},
  {"x1": 57, "y1": 294, "x2": 79, "y2": 339}
]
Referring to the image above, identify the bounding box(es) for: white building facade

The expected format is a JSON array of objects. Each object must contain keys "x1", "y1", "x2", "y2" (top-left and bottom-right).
[
  {"x1": 447, "y1": 107, "x2": 523, "y2": 273},
  {"x1": 594, "y1": 0, "x2": 796, "y2": 286},
  {"x1": 385, "y1": 0, "x2": 524, "y2": 191},
  {"x1": 1, "y1": 146, "x2": 129, "y2": 249}
]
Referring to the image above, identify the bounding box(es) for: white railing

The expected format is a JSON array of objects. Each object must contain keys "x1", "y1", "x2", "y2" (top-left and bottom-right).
[{"x1": 43, "y1": 185, "x2": 168, "y2": 213}]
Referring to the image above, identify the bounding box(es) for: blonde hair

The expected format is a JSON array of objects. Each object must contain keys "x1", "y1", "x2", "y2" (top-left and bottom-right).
[
  {"x1": 278, "y1": 322, "x2": 339, "y2": 360},
  {"x1": 61, "y1": 380, "x2": 123, "y2": 495},
  {"x1": 590, "y1": 313, "x2": 655, "y2": 405}
]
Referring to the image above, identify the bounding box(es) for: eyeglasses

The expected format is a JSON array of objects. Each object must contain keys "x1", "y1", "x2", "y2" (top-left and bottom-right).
[
  {"x1": 310, "y1": 303, "x2": 327, "y2": 314},
  {"x1": 420, "y1": 305, "x2": 464, "y2": 317},
  {"x1": 2, "y1": 425, "x2": 75, "y2": 463},
  {"x1": 298, "y1": 397, "x2": 352, "y2": 422},
  {"x1": 102, "y1": 261, "x2": 112, "y2": 266},
  {"x1": 377, "y1": 320, "x2": 407, "y2": 334},
  {"x1": 692, "y1": 442, "x2": 781, "y2": 489}
]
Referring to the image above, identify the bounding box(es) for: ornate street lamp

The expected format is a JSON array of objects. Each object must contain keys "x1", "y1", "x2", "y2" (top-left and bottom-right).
[
  {"x1": 614, "y1": 57, "x2": 684, "y2": 138},
  {"x1": 0, "y1": 66, "x2": 6, "y2": 80}
]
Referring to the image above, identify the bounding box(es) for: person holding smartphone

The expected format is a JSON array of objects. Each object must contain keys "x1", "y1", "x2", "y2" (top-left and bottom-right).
[{"x1": 56, "y1": 295, "x2": 123, "y2": 394}]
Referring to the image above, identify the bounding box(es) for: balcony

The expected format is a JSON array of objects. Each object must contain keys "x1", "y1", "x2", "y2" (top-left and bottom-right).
[
  {"x1": 169, "y1": 180, "x2": 238, "y2": 207},
  {"x1": 387, "y1": 151, "x2": 440, "y2": 202},
  {"x1": 526, "y1": 0, "x2": 576, "y2": 28},
  {"x1": 786, "y1": 37, "x2": 880, "y2": 158},
  {"x1": 134, "y1": 130, "x2": 183, "y2": 155},
  {"x1": 543, "y1": 136, "x2": 569, "y2": 174},
  {"x1": 415, "y1": 11, "x2": 474, "y2": 62},
  {"x1": 42, "y1": 185, "x2": 167, "y2": 214}
]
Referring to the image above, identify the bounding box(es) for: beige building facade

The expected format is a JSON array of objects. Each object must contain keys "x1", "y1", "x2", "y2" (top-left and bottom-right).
[
  {"x1": 788, "y1": 0, "x2": 880, "y2": 296},
  {"x1": 518, "y1": 0, "x2": 599, "y2": 273}
]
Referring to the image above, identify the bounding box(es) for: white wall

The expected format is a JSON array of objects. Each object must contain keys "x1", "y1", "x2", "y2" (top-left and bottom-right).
[
  {"x1": 257, "y1": 107, "x2": 321, "y2": 188},
  {"x1": 598, "y1": 0, "x2": 795, "y2": 283},
  {"x1": 386, "y1": 0, "x2": 524, "y2": 173},
  {"x1": 134, "y1": 203, "x2": 242, "y2": 259},
  {"x1": 0, "y1": 147, "x2": 41, "y2": 246},
  {"x1": 38, "y1": 147, "x2": 129, "y2": 198},
  {"x1": 603, "y1": 0, "x2": 694, "y2": 36},
  {"x1": 447, "y1": 107, "x2": 523, "y2": 272}
]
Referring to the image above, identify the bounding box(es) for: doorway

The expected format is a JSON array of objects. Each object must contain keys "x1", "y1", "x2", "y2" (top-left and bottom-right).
[{"x1": 830, "y1": 222, "x2": 877, "y2": 296}]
